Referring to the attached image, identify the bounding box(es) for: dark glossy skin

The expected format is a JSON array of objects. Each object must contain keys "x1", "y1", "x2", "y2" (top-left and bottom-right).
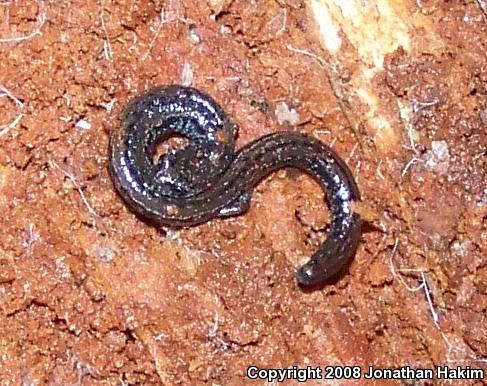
[{"x1": 109, "y1": 85, "x2": 362, "y2": 286}]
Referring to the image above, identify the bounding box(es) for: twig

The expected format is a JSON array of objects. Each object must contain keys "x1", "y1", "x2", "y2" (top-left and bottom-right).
[
  {"x1": 376, "y1": 159, "x2": 385, "y2": 180},
  {"x1": 127, "y1": 30, "x2": 138, "y2": 52},
  {"x1": 100, "y1": 0, "x2": 113, "y2": 60},
  {"x1": 312, "y1": 128, "x2": 331, "y2": 137},
  {"x1": 389, "y1": 238, "x2": 423, "y2": 291},
  {"x1": 473, "y1": 150, "x2": 485, "y2": 161},
  {"x1": 141, "y1": 10, "x2": 168, "y2": 61},
  {"x1": 181, "y1": 62, "x2": 193, "y2": 86},
  {"x1": 286, "y1": 44, "x2": 365, "y2": 151},
  {"x1": 22, "y1": 223, "x2": 40, "y2": 249},
  {"x1": 402, "y1": 98, "x2": 438, "y2": 153},
  {"x1": 0, "y1": 84, "x2": 23, "y2": 136},
  {"x1": 475, "y1": 0, "x2": 487, "y2": 19},
  {"x1": 441, "y1": 330, "x2": 487, "y2": 365},
  {"x1": 0, "y1": 0, "x2": 46, "y2": 43},
  {"x1": 270, "y1": 7, "x2": 287, "y2": 37},
  {"x1": 397, "y1": 100, "x2": 419, "y2": 153},
  {"x1": 401, "y1": 156, "x2": 421, "y2": 178},
  {"x1": 390, "y1": 239, "x2": 487, "y2": 367},
  {"x1": 421, "y1": 272, "x2": 440, "y2": 328},
  {"x1": 412, "y1": 98, "x2": 440, "y2": 113},
  {"x1": 346, "y1": 142, "x2": 358, "y2": 163},
  {"x1": 389, "y1": 238, "x2": 440, "y2": 328},
  {"x1": 286, "y1": 44, "x2": 329, "y2": 69},
  {"x1": 141, "y1": 6, "x2": 190, "y2": 61},
  {"x1": 49, "y1": 160, "x2": 106, "y2": 233},
  {"x1": 406, "y1": 122, "x2": 417, "y2": 152},
  {"x1": 207, "y1": 313, "x2": 232, "y2": 353}
]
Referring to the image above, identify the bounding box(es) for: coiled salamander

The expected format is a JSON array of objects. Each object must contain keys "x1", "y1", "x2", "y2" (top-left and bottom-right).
[{"x1": 109, "y1": 85, "x2": 362, "y2": 286}]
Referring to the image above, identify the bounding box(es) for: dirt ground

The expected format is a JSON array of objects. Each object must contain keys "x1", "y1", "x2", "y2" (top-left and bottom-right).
[{"x1": 0, "y1": 0, "x2": 486, "y2": 385}]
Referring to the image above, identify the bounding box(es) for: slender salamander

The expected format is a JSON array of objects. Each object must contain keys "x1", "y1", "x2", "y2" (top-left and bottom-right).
[{"x1": 109, "y1": 85, "x2": 362, "y2": 286}]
